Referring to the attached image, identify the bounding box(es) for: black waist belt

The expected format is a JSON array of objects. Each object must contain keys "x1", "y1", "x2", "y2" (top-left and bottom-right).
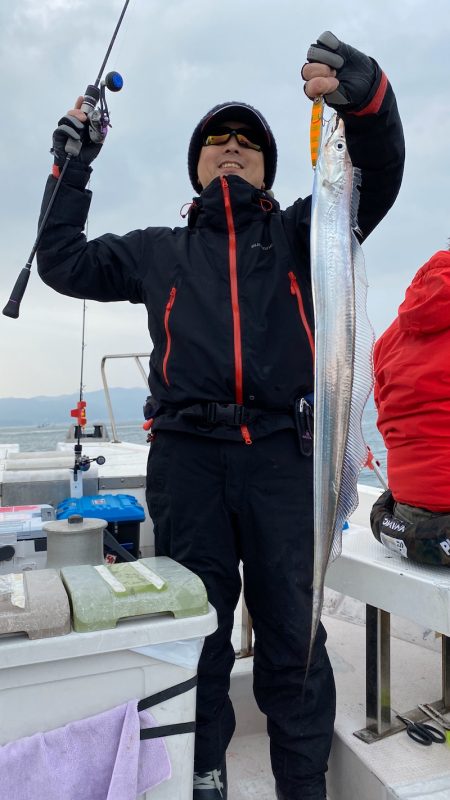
[
  {"x1": 138, "y1": 675, "x2": 197, "y2": 740},
  {"x1": 179, "y1": 402, "x2": 281, "y2": 427}
]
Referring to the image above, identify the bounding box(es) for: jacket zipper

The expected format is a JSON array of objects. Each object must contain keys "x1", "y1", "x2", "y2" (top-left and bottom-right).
[
  {"x1": 288, "y1": 271, "x2": 315, "y2": 364},
  {"x1": 162, "y1": 286, "x2": 177, "y2": 386},
  {"x1": 221, "y1": 176, "x2": 251, "y2": 444}
]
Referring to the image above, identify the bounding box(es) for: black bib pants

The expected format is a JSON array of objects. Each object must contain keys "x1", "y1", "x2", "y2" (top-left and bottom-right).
[{"x1": 146, "y1": 428, "x2": 335, "y2": 798}]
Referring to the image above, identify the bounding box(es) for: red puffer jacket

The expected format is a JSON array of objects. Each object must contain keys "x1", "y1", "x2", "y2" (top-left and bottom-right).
[{"x1": 374, "y1": 250, "x2": 450, "y2": 511}]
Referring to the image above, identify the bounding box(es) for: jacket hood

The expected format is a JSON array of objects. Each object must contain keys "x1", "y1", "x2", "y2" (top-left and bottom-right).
[{"x1": 398, "y1": 250, "x2": 450, "y2": 334}]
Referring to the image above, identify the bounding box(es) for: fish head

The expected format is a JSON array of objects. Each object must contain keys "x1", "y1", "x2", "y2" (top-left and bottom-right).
[{"x1": 317, "y1": 115, "x2": 351, "y2": 188}]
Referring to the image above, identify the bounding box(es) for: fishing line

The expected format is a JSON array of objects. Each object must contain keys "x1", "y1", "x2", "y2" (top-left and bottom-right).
[
  {"x1": 76, "y1": 213, "x2": 89, "y2": 451},
  {"x1": 78, "y1": 205, "x2": 90, "y2": 430},
  {"x1": 79, "y1": 300, "x2": 87, "y2": 411},
  {"x1": 70, "y1": 212, "x2": 106, "y2": 483},
  {"x1": 95, "y1": 0, "x2": 131, "y2": 87}
]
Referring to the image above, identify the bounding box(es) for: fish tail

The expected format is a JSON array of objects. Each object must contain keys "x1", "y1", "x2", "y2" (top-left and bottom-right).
[{"x1": 302, "y1": 578, "x2": 326, "y2": 704}]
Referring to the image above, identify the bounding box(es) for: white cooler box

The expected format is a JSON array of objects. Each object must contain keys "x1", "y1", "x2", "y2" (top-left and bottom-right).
[
  {"x1": 0, "y1": 504, "x2": 54, "y2": 573},
  {"x1": 0, "y1": 606, "x2": 217, "y2": 799}
]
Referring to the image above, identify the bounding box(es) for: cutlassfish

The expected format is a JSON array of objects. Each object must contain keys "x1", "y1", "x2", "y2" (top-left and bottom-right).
[{"x1": 308, "y1": 111, "x2": 375, "y2": 661}]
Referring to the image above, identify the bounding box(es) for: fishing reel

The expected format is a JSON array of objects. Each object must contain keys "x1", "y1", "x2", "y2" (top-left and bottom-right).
[
  {"x1": 73, "y1": 444, "x2": 106, "y2": 477},
  {"x1": 83, "y1": 72, "x2": 123, "y2": 142},
  {"x1": 76, "y1": 454, "x2": 107, "y2": 472},
  {"x1": 71, "y1": 447, "x2": 106, "y2": 499},
  {"x1": 81, "y1": 71, "x2": 124, "y2": 115},
  {"x1": 66, "y1": 71, "x2": 124, "y2": 157}
]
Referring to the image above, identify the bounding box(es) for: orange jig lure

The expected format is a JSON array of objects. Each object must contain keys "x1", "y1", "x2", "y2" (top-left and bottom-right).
[{"x1": 310, "y1": 97, "x2": 324, "y2": 168}]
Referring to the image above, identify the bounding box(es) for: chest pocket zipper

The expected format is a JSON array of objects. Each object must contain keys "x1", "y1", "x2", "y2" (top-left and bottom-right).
[
  {"x1": 288, "y1": 271, "x2": 315, "y2": 363},
  {"x1": 163, "y1": 286, "x2": 177, "y2": 386}
]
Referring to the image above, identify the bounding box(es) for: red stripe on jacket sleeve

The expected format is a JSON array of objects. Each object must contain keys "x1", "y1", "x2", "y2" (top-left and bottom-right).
[{"x1": 348, "y1": 71, "x2": 388, "y2": 117}]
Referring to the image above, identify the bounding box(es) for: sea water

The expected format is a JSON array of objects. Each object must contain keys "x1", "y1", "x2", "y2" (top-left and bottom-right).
[{"x1": 0, "y1": 407, "x2": 386, "y2": 489}]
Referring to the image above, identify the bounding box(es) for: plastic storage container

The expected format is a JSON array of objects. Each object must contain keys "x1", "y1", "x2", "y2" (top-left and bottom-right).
[
  {"x1": 0, "y1": 564, "x2": 217, "y2": 800},
  {"x1": 57, "y1": 494, "x2": 145, "y2": 560},
  {"x1": 0, "y1": 504, "x2": 55, "y2": 574}
]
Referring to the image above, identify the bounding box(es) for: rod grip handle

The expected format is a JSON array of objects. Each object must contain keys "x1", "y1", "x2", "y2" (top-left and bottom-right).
[
  {"x1": 80, "y1": 84, "x2": 101, "y2": 114},
  {"x1": 2, "y1": 268, "x2": 31, "y2": 318}
]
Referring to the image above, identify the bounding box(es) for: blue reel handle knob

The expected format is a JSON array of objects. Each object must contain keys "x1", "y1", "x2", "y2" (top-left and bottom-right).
[{"x1": 104, "y1": 71, "x2": 123, "y2": 92}]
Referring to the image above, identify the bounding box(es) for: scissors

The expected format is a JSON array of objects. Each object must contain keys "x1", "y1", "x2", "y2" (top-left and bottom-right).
[
  {"x1": 396, "y1": 714, "x2": 446, "y2": 746},
  {"x1": 418, "y1": 703, "x2": 450, "y2": 732}
]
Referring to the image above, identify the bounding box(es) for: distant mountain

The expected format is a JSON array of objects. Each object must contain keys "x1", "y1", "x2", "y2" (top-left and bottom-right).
[{"x1": 0, "y1": 387, "x2": 148, "y2": 427}]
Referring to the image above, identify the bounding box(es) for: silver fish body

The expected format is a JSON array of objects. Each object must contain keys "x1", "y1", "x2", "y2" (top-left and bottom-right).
[{"x1": 309, "y1": 114, "x2": 375, "y2": 653}]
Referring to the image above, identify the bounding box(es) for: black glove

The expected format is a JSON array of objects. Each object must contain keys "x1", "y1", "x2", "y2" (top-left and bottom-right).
[
  {"x1": 51, "y1": 112, "x2": 104, "y2": 169},
  {"x1": 305, "y1": 31, "x2": 377, "y2": 110}
]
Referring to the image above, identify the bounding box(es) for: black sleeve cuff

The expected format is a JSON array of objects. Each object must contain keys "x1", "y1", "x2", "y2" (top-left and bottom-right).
[{"x1": 53, "y1": 161, "x2": 92, "y2": 189}]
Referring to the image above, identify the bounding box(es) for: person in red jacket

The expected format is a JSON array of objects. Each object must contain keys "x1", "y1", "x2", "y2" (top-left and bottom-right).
[{"x1": 371, "y1": 250, "x2": 450, "y2": 566}]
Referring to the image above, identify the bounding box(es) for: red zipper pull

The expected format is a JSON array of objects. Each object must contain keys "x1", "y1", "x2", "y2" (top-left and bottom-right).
[
  {"x1": 289, "y1": 271, "x2": 297, "y2": 295},
  {"x1": 241, "y1": 425, "x2": 252, "y2": 445},
  {"x1": 166, "y1": 287, "x2": 176, "y2": 310}
]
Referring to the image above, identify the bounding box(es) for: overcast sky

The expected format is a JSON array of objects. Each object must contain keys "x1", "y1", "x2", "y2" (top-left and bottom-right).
[{"x1": 1, "y1": 0, "x2": 449, "y2": 399}]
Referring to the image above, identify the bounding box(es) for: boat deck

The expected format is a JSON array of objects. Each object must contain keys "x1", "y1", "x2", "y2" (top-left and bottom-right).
[{"x1": 229, "y1": 612, "x2": 448, "y2": 800}]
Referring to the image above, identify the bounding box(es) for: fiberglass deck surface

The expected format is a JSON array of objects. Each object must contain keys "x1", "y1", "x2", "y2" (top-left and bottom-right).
[{"x1": 229, "y1": 613, "x2": 449, "y2": 800}]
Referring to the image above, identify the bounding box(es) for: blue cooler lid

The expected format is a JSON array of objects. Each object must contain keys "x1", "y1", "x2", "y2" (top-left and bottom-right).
[{"x1": 57, "y1": 494, "x2": 145, "y2": 523}]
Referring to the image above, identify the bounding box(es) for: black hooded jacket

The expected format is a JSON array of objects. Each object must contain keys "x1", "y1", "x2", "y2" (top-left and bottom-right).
[{"x1": 37, "y1": 78, "x2": 404, "y2": 442}]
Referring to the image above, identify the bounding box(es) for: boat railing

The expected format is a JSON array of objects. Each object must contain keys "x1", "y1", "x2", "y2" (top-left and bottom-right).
[{"x1": 100, "y1": 353, "x2": 150, "y2": 443}]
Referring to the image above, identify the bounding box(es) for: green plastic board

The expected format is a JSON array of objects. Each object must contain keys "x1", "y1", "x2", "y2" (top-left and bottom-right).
[{"x1": 61, "y1": 556, "x2": 209, "y2": 632}]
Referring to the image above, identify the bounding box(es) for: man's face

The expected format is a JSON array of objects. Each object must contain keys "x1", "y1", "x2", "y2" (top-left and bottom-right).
[{"x1": 197, "y1": 119, "x2": 265, "y2": 191}]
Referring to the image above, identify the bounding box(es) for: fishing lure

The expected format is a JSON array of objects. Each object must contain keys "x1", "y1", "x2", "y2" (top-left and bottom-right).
[{"x1": 310, "y1": 97, "x2": 324, "y2": 169}]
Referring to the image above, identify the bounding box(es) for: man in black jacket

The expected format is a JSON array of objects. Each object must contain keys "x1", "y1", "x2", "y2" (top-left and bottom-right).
[{"x1": 38, "y1": 31, "x2": 404, "y2": 800}]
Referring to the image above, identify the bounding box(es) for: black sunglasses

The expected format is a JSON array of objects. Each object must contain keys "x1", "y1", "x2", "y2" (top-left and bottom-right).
[{"x1": 203, "y1": 127, "x2": 264, "y2": 152}]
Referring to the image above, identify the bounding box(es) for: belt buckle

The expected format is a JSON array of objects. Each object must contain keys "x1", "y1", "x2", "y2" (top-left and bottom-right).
[
  {"x1": 231, "y1": 404, "x2": 245, "y2": 425},
  {"x1": 205, "y1": 403, "x2": 217, "y2": 425},
  {"x1": 205, "y1": 403, "x2": 245, "y2": 426}
]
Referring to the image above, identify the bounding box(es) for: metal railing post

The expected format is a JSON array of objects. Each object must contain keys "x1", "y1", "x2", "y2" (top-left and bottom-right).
[{"x1": 100, "y1": 353, "x2": 150, "y2": 442}]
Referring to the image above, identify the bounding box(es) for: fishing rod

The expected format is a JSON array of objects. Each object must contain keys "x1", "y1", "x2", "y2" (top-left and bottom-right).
[
  {"x1": 365, "y1": 445, "x2": 389, "y2": 491},
  {"x1": 2, "y1": 0, "x2": 131, "y2": 320},
  {"x1": 70, "y1": 298, "x2": 106, "y2": 497}
]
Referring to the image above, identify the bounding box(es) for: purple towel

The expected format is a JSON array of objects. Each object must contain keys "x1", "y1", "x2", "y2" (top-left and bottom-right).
[{"x1": 0, "y1": 700, "x2": 171, "y2": 800}]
